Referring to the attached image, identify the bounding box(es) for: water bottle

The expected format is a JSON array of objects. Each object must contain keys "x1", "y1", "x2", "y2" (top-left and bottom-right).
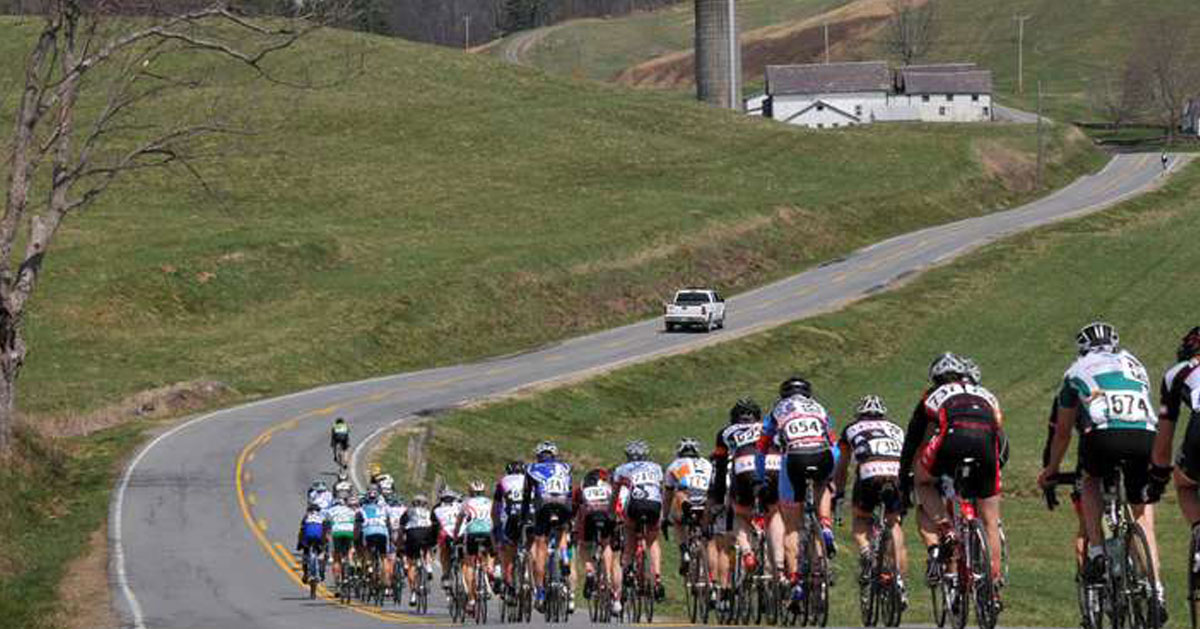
[{"x1": 1104, "y1": 537, "x2": 1123, "y2": 578}]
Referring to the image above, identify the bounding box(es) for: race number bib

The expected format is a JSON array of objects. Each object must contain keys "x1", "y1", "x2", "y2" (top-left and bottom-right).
[
  {"x1": 583, "y1": 486, "x2": 610, "y2": 502},
  {"x1": 544, "y1": 476, "x2": 569, "y2": 495},
  {"x1": 764, "y1": 454, "x2": 782, "y2": 472},
  {"x1": 733, "y1": 455, "x2": 756, "y2": 474},
  {"x1": 783, "y1": 417, "x2": 824, "y2": 440},
  {"x1": 859, "y1": 461, "x2": 900, "y2": 480},
  {"x1": 867, "y1": 437, "x2": 902, "y2": 458}
]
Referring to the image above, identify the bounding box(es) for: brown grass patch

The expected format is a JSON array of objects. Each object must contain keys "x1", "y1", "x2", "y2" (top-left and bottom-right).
[
  {"x1": 27, "y1": 380, "x2": 235, "y2": 439},
  {"x1": 974, "y1": 140, "x2": 1038, "y2": 193},
  {"x1": 52, "y1": 525, "x2": 115, "y2": 629},
  {"x1": 614, "y1": 0, "x2": 923, "y2": 88}
]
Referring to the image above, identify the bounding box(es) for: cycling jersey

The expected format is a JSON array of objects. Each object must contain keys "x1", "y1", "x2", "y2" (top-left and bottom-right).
[
  {"x1": 307, "y1": 489, "x2": 333, "y2": 511},
  {"x1": 401, "y1": 505, "x2": 433, "y2": 531},
  {"x1": 327, "y1": 504, "x2": 357, "y2": 539},
  {"x1": 574, "y1": 476, "x2": 614, "y2": 516},
  {"x1": 300, "y1": 511, "x2": 325, "y2": 543},
  {"x1": 762, "y1": 395, "x2": 837, "y2": 455},
  {"x1": 665, "y1": 456, "x2": 714, "y2": 503},
  {"x1": 495, "y1": 473, "x2": 526, "y2": 520},
  {"x1": 918, "y1": 380, "x2": 1004, "y2": 499},
  {"x1": 372, "y1": 474, "x2": 395, "y2": 492},
  {"x1": 524, "y1": 460, "x2": 573, "y2": 507},
  {"x1": 1060, "y1": 349, "x2": 1156, "y2": 433},
  {"x1": 713, "y1": 421, "x2": 764, "y2": 474},
  {"x1": 1161, "y1": 358, "x2": 1200, "y2": 480},
  {"x1": 359, "y1": 502, "x2": 389, "y2": 537},
  {"x1": 387, "y1": 503, "x2": 406, "y2": 535},
  {"x1": 713, "y1": 420, "x2": 781, "y2": 507},
  {"x1": 840, "y1": 417, "x2": 905, "y2": 481},
  {"x1": 614, "y1": 460, "x2": 665, "y2": 505},
  {"x1": 457, "y1": 496, "x2": 494, "y2": 537},
  {"x1": 433, "y1": 501, "x2": 463, "y2": 539}
]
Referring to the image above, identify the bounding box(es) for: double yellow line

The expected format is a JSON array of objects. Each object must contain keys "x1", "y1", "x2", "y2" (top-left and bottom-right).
[{"x1": 234, "y1": 398, "x2": 442, "y2": 625}]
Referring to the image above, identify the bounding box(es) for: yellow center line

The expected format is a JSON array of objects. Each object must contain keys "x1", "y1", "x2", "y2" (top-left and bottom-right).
[
  {"x1": 485, "y1": 365, "x2": 514, "y2": 376},
  {"x1": 831, "y1": 272, "x2": 849, "y2": 284},
  {"x1": 795, "y1": 286, "x2": 815, "y2": 298}
]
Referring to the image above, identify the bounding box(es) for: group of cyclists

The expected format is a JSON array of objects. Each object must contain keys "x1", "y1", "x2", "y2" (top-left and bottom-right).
[{"x1": 293, "y1": 321, "x2": 1200, "y2": 628}]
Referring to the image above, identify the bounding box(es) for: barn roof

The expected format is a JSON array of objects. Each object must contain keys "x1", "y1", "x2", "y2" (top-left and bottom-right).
[
  {"x1": 901, "y1": 70, "x2": 993, "y2": 95},
  {"x1": 765, "y1": 61, "x2": 892, "y2": 96}
]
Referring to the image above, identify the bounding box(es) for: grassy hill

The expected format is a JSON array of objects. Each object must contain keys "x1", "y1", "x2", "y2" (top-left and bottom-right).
[
  {"x1": 507, "y1": 0, "x2": 1198, "y2": 122},
  {"x1": 376, "y1": 163, "x2": 1200, "y2": 626},
  {"x1": 0, "y1": 17, "x2": 1098, "y2": 420}
]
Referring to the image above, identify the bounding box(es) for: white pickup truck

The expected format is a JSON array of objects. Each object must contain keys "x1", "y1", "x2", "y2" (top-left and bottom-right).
[{"x1": 664, "y1": 288, "x2": 726, "y2": 332}]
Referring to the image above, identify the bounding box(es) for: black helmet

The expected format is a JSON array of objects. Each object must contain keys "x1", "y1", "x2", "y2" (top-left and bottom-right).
[
  {"x1": 729, "y1": 398, "x2": 762, "y2": 424},
  {"x1": 1179, "y1": 326, "x2": 1200, "y2": 362},
  {"x1": 1076, "y1": 321, "x2": 1119, "y2": 355},
  {"x1": 779, "y1": 376, "x2": 812, "y2": 399},
  {"x1": 506, "y1": 460, "x2": 524, "y2": 475}
]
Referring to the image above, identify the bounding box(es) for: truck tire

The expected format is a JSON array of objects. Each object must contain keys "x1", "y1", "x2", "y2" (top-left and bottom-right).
[{"x1": 665, "y1": 322, "x2": 676, "y2": 333}]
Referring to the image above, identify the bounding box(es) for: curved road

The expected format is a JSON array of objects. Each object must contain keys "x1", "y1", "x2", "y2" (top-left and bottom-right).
[{"x1": 111, "y1": 152, "x2": 1186, "y2": 629}]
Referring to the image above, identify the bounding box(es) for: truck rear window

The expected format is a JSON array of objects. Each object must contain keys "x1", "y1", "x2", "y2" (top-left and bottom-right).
[{"x1": 675, "y1": 292, "x2": 710, "y2": 304}]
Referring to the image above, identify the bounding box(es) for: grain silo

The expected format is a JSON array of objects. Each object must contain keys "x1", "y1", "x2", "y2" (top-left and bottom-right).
[{"x1": 694, "y1": 0, "x2": 741, "y2": 110}]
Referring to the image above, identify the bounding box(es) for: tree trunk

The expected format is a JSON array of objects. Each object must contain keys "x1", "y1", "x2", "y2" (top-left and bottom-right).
[{"x1": 0, "y1": 311, "x2": 23, "y2": 459}]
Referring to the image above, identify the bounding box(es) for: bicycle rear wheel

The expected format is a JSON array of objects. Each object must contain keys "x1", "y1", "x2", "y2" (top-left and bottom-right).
[
  {"x1": 929, "y1": 552, "x2": 948, "y2": 628},
  {"x1": 1191, "y1": 525, "x2": 1200, "y2": 629},
  {"x1": 1125, "y1": 522, "x2": 1161, "y2": 629},
  {"x1": 969, "y1": 521, "x2": 997, "y2": 629},
  {"x1": 879, "y1": 530, "x2": 903, "y2": 627},
  {"x1": 808, "y1": 527, "x2": 830, "y2": 627}
]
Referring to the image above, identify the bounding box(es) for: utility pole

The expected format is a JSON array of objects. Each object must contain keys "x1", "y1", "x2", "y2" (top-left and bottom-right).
[
  {"x1": 1036, "y1": 79, "x2": 1045, "y2": 189},
  {"x1": 728, "y1": 0, "x2": 739, "y2": 110},
  {"x1": 1014, "y1": 14, "x2": 1031, "y2": 94},
  {"x1": 824, "y1": 22, "x2": 830, "y2": 63},
  {"x1": 464, "y1": 14, "x2": 470, "y2": 50}
]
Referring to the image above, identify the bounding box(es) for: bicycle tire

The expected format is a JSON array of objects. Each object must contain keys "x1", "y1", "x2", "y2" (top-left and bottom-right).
[
  {"x1": 950, "y1": 539, "x2": 969, "y2": 629},
  {"x1": 1125, "y1": 522, "x2": 1161, "y2": 629},
  {"x1": 687, "y1": 545, "x2": 702, "y2": 623},
  {"x1": 876, "y1": 526, "x2": 893, "y2": 627},
  {"x1": 931, "y1": 569, "x2": 948, "y2": 628},
  {"x1": 809, "y1": 524, "x2": 830, "y2": 627},
  {"x1": 969, "y1": 520, "x2": 997, "y2": 629},
  {"x1": 1191, "y1": 525, "x2": 1200, "y2": 629}
]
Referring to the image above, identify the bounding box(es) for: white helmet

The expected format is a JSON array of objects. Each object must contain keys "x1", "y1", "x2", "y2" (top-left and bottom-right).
[
  {"x1": 855, "y1": 395, "x2": 888, "y2": 417},
  {"x1": 929, "y1": 352, "x2": 969, "y2": 385},
  {"x1": 1076, "y1": 321, "x2": 1119, "y2": 355},
  {"x1": 676, "y1": 437, "x2": 701, "y2": 457}
]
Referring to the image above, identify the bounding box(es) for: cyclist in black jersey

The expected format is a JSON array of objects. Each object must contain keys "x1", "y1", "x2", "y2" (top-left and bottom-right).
[{"x1": 1151, "y1": 326, "x2": 1200, "y2": 530}]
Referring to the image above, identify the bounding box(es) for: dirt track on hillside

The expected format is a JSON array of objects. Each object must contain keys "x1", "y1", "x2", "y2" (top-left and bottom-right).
[{"x1": 614, "y1": 0, "x2": 926, "y2": 88}]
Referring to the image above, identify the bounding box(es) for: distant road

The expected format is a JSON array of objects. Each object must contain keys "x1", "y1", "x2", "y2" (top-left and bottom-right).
[
  {"x1": 111, "y1": 152, "x2": 1187, "y2": 629},
  {"x1": 994, "y1": 103, "x2": 1042, "y2": 124}
]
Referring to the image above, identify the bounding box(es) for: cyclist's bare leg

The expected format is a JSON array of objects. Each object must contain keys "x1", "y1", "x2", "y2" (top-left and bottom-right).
[
  {"x1": 1177, "y1": 468, "x2": 1200, "y2": 525},
  {"x1": 603, "y1": 538, "x2": 618, "y2": 592},
  {"x1": 766, "y1": 504, "x2": 786, "y2": 574},
  {"x1": 439, "y1": 542, "x2": 451, "y2": 581},
  {"x1": 917, "y1": 504, "x2": 939, "y2": 548},
  {"x1": 780, "y1": 502, "x2": 801, "y2": 576},
  {"x1": 711, "y1": 534, "x2": 731, "y2": 587},
  {"x1": 531, "y1": 535, "x2": 548, "y2": 590},
  {"x1": 851, "y1": 507, "x2": 871, "y2": 555},
  {"x1": 464, "y1": 553, "x2": 477, "y2": 605},
  {"x1": 733, "y1": 503, "x2": 753, "y2": 557},
  {"x1": 671, "y1": 493, "x2": 687, "y2": 546},
  {"x1": 499, "y1": 542, "x2": 515, "y2": 588},
  {"x1": 915, "y1": 465, "x2": 949, "y2": 528},
  {"x1": 1080, "y1": 475, "x2": 1105, "y2": 548},
  {"x1": 1131, "y1": 502, "x2": 1162, "y2": 582},
  {"x1": 646, "y1": 524, "x2": 662, "y2": 579},
  {"x1": 887, "y1": 513, "x2": 908, "y2": 574},
  {"x1": 977, "y1": 496, "x2": 1003, "y2": 582}
]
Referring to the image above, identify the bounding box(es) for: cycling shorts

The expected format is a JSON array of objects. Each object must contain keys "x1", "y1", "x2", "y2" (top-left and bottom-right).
[
  {"x1": 1080, "y1": 428, "x2": 1154, "y2": 505},
  {"x1": 332, "y1": 535, "x2": 353, "y2": 557},
  {"x1": 785, "y1": 450, "x2": 834, "y2": 501},
  {"x1": 920, "y1": 429, "x2": 1000, "y2": 499},
  {"x1": 465, "y1": 531, "x2": 493, "y2": 556},
  {"x1": 404, "y1": 527, "x2": 435, "y2": 558},
  {"x1": 731, "y1": 470, "x2": 779, "y2": 508},
  {"x1": 852, "y1": 475, "x2": 902, "y2": 515},
  {"x1": 534, "y1": 503, "x2": 573, "y2": 538},
  {"x1": 300, "y1": 534, "x2": 326, "y2": 553},
  {"x1": 364, "y1": 533, "x2": 388, "y2": 557},
  {"x1": 332, "y1": 433, "x2": 349, "y2": 448},
  {"x1": 623, "y1": 498, "x2": 661, "y2": 529},
  {"x1": 1177, "y1": 416, "x2": 1200, "y2": 484},
  {"x1": 709, "y1": 504, "x2": 733, "y2": 537},
  {"x1": 582, "y1": 513, "x2": 615, "y2": 544},
  {"x1": 500, "y1": 516, "x2": 525, "y2": 546}
]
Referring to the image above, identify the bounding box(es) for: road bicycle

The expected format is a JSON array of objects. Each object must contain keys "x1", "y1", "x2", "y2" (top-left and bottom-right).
[
  {"x1": 858, "y1": 487, "x2": 904, "y2": 627},
  {"x1": 728, "y1": 505, "x2": 766, "y2": 625},
  {"x1": 467, "y1": 546, "x2": 491, "y2": 624},
  {"x1": 680, "y1": 500, "x2": 713, "y2": 624},
  {"x1": 390, "y1": 544, "x2": 405, "y2": 607},
  {"x1": 586, "y1": 526, "x2": 615, "y2": 623},
  {"x1": 447, "y1": 540, "x2": 468, "y2": 623},
  {"x1": 788, "y1": 467, "x2": 832, "y2": 628},
  {"x1": 332, "y1": 441, "x2": 349, "y2": 472},
  {"x1": 935, "y1": 458, "x2": 998, "y2": 629},
  {"x1": 621, "y1": 512, "x2": 657, "y2": 624},
  {"x1": 1190, "y1": 521, "x2": 1200, "y2": 629},
  {"x1": 406, "y1": 550, "x2": 431, "y2": 614},
  {"x1": 542, "y1": 511, "x2": 572, "y2": 623},
  {"x1": 300, "y1": 543, "x2": 325, "y2": 600},
  {"x1": 1086, "y1": 466, "x2": 1161, "y2": 629},
  {"x1": 504, "y1": 528, "x2": 534, "y2": 623}
]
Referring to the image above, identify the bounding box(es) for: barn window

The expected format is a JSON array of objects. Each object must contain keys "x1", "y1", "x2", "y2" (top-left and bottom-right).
[
  {"x1": 939, "y1": 106, "x2": 946, "y2": 116},
  {"x1": 983, "y1": 106, "x2": 990, "y2": 116},
  {"x1": 817, "y1": 123, "x2": 824, "y2": 128},
  {"x1": 922, "y1": 94, "x2": 930, "y2": 102},
  {"x1": 946, "y1": 94, "x2": 954, "y2": 102},
  {"x1": 817, "y1": 103, "x2": 825, "y2": 111},
  {"x1": 855, "y1": 104, "x2": 863, "y2": 116},
  {"x1": 972, "y1": 94, "x2": 980, "y2": 102}
]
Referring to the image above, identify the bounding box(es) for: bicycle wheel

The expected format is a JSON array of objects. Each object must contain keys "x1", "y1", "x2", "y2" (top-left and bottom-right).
[
  {"x1": 417, "y1": 560, "x2": 429, "y2": 614},
  {"x1": 809, "y1": 527, "x2": 830, "y2": 627},
  {"x1": 687, "y1": 544, "x2": 702, "y2": 623},
  {"x1": 1191, "y1": 524, "x2": 1200, "y2": 629},
  {"x1": 1125, "y1": 522, "x2": 1161, "y2": 629},
  {"x1": 969, "y1": 521, "x2": 997, "y2": 629},
  {"x1": 949, "y1": 544, "x2": 969, "y2": 629},
  {"x1": 930, "y1": 553, "x2": 948, "y2": 628},
  {"x1": 641, "y1": 551, "x2": 656, "y2": 624}
]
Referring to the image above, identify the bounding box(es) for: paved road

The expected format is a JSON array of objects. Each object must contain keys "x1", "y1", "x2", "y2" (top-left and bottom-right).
[
  {"x1": 993, "y1": 104, "x2": 1042, "y2": 124},
  {"x1": 110, "y1": 152, "x2": 1187, "y2": 629}
]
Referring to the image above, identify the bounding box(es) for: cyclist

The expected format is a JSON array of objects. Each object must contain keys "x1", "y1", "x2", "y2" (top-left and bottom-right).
[
  {"x1": 712, "y1": 397, "x2": 768, "y2": 578},
  {"x1": 333, "y1": 472, "x2": 354, "y2": 501},
  {"x1": 456, "y1": 480, "x2": 495, "y2": 615},
  {"x1": 574, "y1": 467, "x2": 616, "y2": 610},
  {"x1": 916, "y1": 352, "x2": 1006, "y2": 607},
  {"x1": 1040, "y1": 322, "x2": 1166, "y2": 620},
  {"x1": 1150, "y1": 326, "x2": 1200, "y2": 563},
  {"x1": 763, "y1": 375, "x2": 838, "y2": 603},
  {"x1": 358, "y1": 489, "x2": 394, "y2": 595},
  {"x1": 706, "y1": 446, "x2": 736, "y2": 614},
  {"x1": 613, "y1": 439, "x2": 666, "y2": 603},
  {"x1": 386, "y1": 493, "x2": 406, "y2": 595},
  {"x1": 833, "y1": 395, "x2": 908, "y2": 606},
  {"x1": 433, "y1": 487, "x2": 464, "y2": 592},
  {"x1": 296, "y1": 501, "x2": 328, "y2": 584},
  {"x1": 664, "y1": 437, "x2": 714, "y2": 578},
  {"x1": 401, "y1": 494, "x2": 436, "y2": 607},
  {"x1": 494, "y1": 460, "x2": 527, "y2": 597},
  {"x1": 372, "y1": 469, "x2": 395, "y2": 495},
  {"x1": 308, "y1": 480, "x2": 333, "y2": 511},
  {"x1": 326, "y1": 495, "x2": 357, "y2": 592},
  {"x1": 331, "y1": 417, "x2": 350, "y2": 466},
  {"x1": 1041, "y1": 398, "x2": 1086, "y2": 569},
  {"x1": 520, "y1": 441, "x2": 574, "y2": 612}
]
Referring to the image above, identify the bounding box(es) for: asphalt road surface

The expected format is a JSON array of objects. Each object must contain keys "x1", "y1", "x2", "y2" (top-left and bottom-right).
[{"x1": 111, "y1": 152, "x2": 1187, "y2": 629}]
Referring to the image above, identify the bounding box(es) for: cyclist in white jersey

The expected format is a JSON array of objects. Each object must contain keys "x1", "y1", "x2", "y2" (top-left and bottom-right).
[
  {"x1": 613, "y1": 439, "x2": 666, "y2": 602},
  {"x1": 307, "y1": 480, "x2": 333, "y2": 511},
  {"x1": 333, "y1": 473, "x2": 354, "y2": 501},
  {"x1": 1040, "y1": 322, "x2": 1166, "y2": 622},
  {"x1": 400, "y1": 494, "x2": 436, "y2": 607},
  {"x1": 664, "y1": 438, "x2": 714, "y2": 578},
  {"x1": 326, "y1": 496, "x2": 358, "y2": 590},
  {"x1": 456, "y1": 480, "x2": 495, "y2": 615},
  {"x1": 433, "y1": 488, "x2": 464, "y2": 590},
  {"x1": 493, "y1": 460, "x2": 527, "y2": 596}
]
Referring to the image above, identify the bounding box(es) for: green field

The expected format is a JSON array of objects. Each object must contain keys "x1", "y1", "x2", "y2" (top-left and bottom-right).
[
  {"x1": 0, "y1": 18, "x2": 1099, "y2": 419},
  {"x1": 376, "y1": 162, "x2": 1200, "y2": 625}
]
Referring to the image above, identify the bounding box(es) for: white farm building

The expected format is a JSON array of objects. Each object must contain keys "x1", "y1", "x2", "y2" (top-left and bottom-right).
[{"x1": 760, "y1": 61, "x2": 994, "y2": 129}]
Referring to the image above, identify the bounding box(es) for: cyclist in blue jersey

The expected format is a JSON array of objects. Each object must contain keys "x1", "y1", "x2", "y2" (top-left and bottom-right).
[
  {"x1": 359, "y1": 489, "x2": 395, "y2": 594},
  {"x1": 296, "y1": 502, "x2": 327, "y2": 584},
  {"x1": 520, "y1": 440, "x2": 574, "y2": 612}
]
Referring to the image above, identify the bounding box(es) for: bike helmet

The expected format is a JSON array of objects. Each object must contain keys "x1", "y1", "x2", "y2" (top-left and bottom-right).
[
  {"x1": 1178, "y1": 326, "x2": 1200, "y2": 362},
  {"x1": 584, "y1": 468, "x2": 610, "y2": 486},
  {"x1": 307, "y1": 501, "x2": 321, "y2": 512},
  {"x1": 676, "y1": 437, "x2": 701, "y2": 458},
  {"x1": 534, "y1": 441, "x2": 558, "y2": 461},
  {"x1": 624, "y1": 439, "x2": 650, "y2": 462},
  {"x1": 1076, "y1": 321, "x2": 1119, "y2": 355},
  {"x1": 506, "y1": 460, "x2": 525, "y2": 475},
  {"x1": 411, "y1": 494, "x2": 429, "y2": 506},
  {"x1": 438, "y1": 487, "x2": 459, "y2": 503},
  {"x1": 779, "y1": 375, "x2": 813, "y2": 399},
  {"x1": 369, "y1": 463, "x2": 382, "y2": 477},
  {"x1": 337, "y1": 472, "x2": 348, "y2": 483},
  {"x1": 855, "y1": 395, "x2": 888, "y2": 418},
  {"x1": 729, "y1": 397, "x2": 762, "y2": 424},
  {"x1": 468, "y1": 480, "x2": 487, "y2": 496},
  {"x1": 310, "y1": 480, "x2": 327, "y2": 492},
  {"x1": 962, "y1": 356, "x2": 982, "y2": 385},
  {"x1": 928, "y1": 352, "x2": 969, "y2": 385}
]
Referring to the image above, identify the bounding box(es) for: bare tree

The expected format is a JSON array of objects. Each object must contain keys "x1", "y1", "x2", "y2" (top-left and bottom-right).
[
  {"x1": 885, "y1": 0, "x2": 936, "y2": 66},
  {"x1": 1088, "y1": 62, "x2": 1146, "y2": 129},
  {"x1": 1127, "y1": 20, "x2": 1200, "y2": 141},
  {"x1": 0, "y1": 0, "x2": 339, "y2": 457}
]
